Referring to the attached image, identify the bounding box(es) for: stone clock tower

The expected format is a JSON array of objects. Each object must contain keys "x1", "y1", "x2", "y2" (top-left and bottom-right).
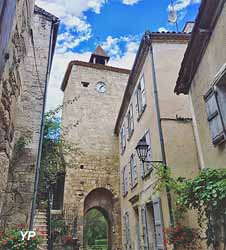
[{"x1": 61, "y1": 46, "x2": 130, "y2": 250}]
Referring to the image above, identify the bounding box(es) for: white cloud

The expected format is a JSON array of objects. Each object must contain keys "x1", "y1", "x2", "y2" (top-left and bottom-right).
[
  {"x1": 35, "y1": 0, "x2": 140, "y2": 111},
  {"x1": 158, "y1": 27, "x2": 168, "y2": 32},
  {"x1": 36, "y1": 0, "x2": 108, "y2": 51},
  {"x1": 46, "y1": 36, "x2": 139, "y2": 111},
  {"x1": 122, "y1": 0, "x2": 141, "y2": 5},
  {"x1": 168, "y1": 0, "x2": 201, "y2": 11}
]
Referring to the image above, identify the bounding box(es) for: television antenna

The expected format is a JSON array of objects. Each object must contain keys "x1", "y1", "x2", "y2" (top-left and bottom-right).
[{"x1": 168, "y1": 0, "x2": 179, "y2": 32}]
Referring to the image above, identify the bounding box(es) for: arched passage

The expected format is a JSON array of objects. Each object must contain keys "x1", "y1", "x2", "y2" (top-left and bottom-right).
[
  {"x1": 84, "y1": 188, "x2": 115, "y2": 250},
  {"x1": 84, "y1": 208, "x2": 108, "y2": 249}
]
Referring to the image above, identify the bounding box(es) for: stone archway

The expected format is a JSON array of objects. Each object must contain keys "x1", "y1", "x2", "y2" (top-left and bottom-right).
[{"x1": 83, "y1": 188, "x2": 119, "y2": 250}]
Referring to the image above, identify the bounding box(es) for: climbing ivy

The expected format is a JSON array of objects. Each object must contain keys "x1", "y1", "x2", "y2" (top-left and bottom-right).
[{"x1": 154, "y1": 165, "x2": 226, "y2": 248}]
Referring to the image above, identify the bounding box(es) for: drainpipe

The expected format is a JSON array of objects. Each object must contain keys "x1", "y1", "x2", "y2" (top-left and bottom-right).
[
  {"x1": 29, "y1": 18, "x2": 60, "y2": 231},
  {"x1": 148, "y1": 35, "x2": 174, "y2": 226}
]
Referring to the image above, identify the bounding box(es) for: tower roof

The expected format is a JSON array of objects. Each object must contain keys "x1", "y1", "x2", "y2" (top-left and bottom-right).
[
  {"x1": 89, "y1": 45, "x2": 110, "y2": 64},
  {"x1": 93, "y1": 45, "x2": 109, "y2": 58}
]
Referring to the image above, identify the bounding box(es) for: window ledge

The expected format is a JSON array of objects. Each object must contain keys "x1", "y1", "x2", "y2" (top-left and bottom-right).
[
  {"x1": 141, "y1": 168, "x2": 153, "y2": 180},
  {"x1": 127, "y1": 129, "x2": 134, "y2": 142},
  {"x1": 213, "y1": 132, "x2": 226, "y2": 146},
  {"x1": 137, "y1": 105, "x2": 146, "y2": 122},
  {"x1": 123, "y1": 191, "x2": 128, "y2": 198},
  {"x1": 131, "y1": 182, "x2": 138, "y2": 191},
  {"x1": 121, "y1": 147, "x2": 126, "y2": 155}
]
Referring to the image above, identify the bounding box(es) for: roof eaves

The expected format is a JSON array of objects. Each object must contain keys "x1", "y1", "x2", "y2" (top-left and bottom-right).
[
  {"x1": 60, "y1": 61, "x2": 130, "y2": 91},
  {"x1": 174, "y1": 0, "x2": 226, "y2": 95}
]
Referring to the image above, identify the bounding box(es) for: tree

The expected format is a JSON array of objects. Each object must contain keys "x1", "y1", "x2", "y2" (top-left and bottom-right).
[{"x1": 84, "y1": 209, "x2": 108, "y2": 247}]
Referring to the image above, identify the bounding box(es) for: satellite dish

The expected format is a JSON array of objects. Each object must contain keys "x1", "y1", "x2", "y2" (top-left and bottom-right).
[{"x1": 168, "y1": 9, "x2": 177, "y2": 23}]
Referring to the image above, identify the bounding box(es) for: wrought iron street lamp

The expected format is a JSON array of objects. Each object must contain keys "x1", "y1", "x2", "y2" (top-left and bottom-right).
[{"x1": 135, "y1": 140, "x2": 149, "y2": 163}]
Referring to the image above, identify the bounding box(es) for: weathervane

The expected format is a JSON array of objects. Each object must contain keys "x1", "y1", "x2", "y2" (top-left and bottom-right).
[{"x1": 168, "y1": 0, "x2": 179, "y2": 32}]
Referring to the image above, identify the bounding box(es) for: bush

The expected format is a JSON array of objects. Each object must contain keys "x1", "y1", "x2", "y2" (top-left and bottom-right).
[{"x1": 0, "y1": 225, "x2": 44, "y2": 250}]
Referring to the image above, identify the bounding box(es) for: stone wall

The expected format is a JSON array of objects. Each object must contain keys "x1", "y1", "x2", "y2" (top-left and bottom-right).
[
  {"x1": 0, "y1": 4, "x2": 59, "y2": 228},
  {"x1": 0, "y1": 0, "x2": 35, "y2": 223},
  {"x1": 62, "y1": 62, "x2": 129, "y2": 250}
]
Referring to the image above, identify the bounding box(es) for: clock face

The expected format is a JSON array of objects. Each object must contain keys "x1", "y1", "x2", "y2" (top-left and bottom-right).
[{"x1": 95, "y1": 82, "x2": 106, "y2": 93}]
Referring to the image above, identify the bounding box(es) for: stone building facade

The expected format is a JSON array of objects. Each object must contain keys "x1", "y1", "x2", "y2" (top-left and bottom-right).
[
  {"x1": 61, "y1": 47, "x2": 130, "y2": 250},
  {"x1": 175, "y1": 0, "x2": 226, "y2": 169},
  {"x1": 0, "y1": 2, "x2": 59, "y2": 228},
  {"x1": 114, "y1": 32, "x2": 201, "y2": 250}
]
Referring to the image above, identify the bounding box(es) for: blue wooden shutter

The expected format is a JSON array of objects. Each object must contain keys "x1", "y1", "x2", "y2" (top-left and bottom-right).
[
  {"x1": 204, "y1": 88, "x2": 225, "y2": 145},
  {"x1": 153, "y1": 198, "x2": 164, "y2": 250},
  {"x1": 140, "y1": 75, "x2": 146, "y2": 109},
  {"x1": 141, "y1": 205, "x2": 149, "y2": 250}
]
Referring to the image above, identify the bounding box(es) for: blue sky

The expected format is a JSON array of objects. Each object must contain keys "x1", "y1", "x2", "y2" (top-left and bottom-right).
[{"x1": 36, "y1": 0, "x2": 201, "y2": 111}]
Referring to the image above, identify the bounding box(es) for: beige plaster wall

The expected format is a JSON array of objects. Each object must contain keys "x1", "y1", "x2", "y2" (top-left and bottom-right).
[
  {"x1": 189, "y1": 2, "x2": 226, "y2": 169},
  {"x1": 119, "y1": 41, "x2": 200, "y2": 250}
]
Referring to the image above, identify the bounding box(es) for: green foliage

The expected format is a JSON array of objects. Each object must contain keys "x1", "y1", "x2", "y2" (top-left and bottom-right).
[
  {"x1": 155, "y1": 166, "x2": 226, "y2": 248},
  {"x1": 39, "y1": 112, "x2": 74, "y2": 197},
  {"x1": 84, "y1": 209, "x2": 108, "y2": 247},
  {"x1": 51, "y1": 219, "x2": 69, "y2": 237},
  {"x1": 0, "y1": 225, "x2": 43, "y2": 250}
]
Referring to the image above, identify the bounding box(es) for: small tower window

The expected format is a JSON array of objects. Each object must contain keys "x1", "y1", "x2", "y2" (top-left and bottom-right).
[{"x1": 81, "y1": 81, "x2": 90, "y2": 87}]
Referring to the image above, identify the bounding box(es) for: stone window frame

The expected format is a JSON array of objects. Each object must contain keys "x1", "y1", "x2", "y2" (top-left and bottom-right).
[
  {"x1": 122, "y1": 165, "x2": 129, "y2": 197},
  {"x1": 203, "y1": 67, "x2": 226, "y2": 146}
]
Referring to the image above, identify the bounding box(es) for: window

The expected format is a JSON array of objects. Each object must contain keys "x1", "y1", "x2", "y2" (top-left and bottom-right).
[
  {"x1": 204, "y1": 85, "x2": 226, "y2": 145},
  {"x1": 127, "y1": 104, "x2": 134, "y2": 139},
  {"x1": 136, "y1": 75, "x2": 146, "y2": 119},
  {"x1": 139, "y1": 131, "x2": 152, "y2": 178},
  {"x1": 141, "y1": 199, "x2": 164, "y2": 250},
  {"x1": 120, "y1": 124, "x2": 126, "y2": 153},
  {"x1": 81, "y1": 81, "x2": 89, "y2": 87},
  {"x1": 122, "y1": 165, "x2": 129, "y2": 196},
  {"x1": 129, "y1": 154, "x2": 137, "y2": 188},
  {"x1": 123, "y1": 212, "x2": 131, "y2": 250}
]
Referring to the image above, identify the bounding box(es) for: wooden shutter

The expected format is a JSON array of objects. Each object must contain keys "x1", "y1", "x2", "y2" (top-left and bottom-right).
[
  {"x1": 153, "y1": 198, "x2": 164, "y2": 250},
  {"x1": 126, "y1": 112, "x2": 130, "y2": 137},
  {"x1": 204, "y1": 88, "x2": 225, "y2": 145},
  {"x1": 145, "y1": 131, "x2": 153, "y2": 172},
  {"x1": 125, "y1": 166, "x2": 128, "y2": 194},
  {"x1": 140, "y1": 76, "x2": 146, "y2": 109},
  {"x1": 0, "y1": 0, "x2": 16, "y2": 79},
  {"x1": 141, "y1": 205, "x2": 149, "y2": 250},
  {"x1": 216, "y1": 85, "x2": 226, "y2": 127},
  {"x1": 123, "y1": 215, "x2": 128, "y2": 249},
  {"x1": 130, "y1": 154, "x2": 137, "y2": 187},
  {"x1": 125, "y1": 212, "x2": 131, "y2": 250},
  {"x1": 130, "y1": 104, "x2": 134, "y2": 132},
  {"x1": 133, "y1": 154, "x2": 138, "y2": 185}
]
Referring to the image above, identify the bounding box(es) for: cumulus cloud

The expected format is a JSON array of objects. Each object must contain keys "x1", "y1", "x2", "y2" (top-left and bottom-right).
[
  {"x1": 36, "y1": 0, "x2": 108, "y2": 51},
  {"x1": 35, "y1": 0, "x2": 141, "y2": 111},
  {"x1": 168, "y1": 0, "x2": 201, "y2": 11},
  {"x1": 122, "y1": 0, "x2": 141, "y2": 5},
  {"x1": 46, "y1": 36, "x2": 140, "y2": 111}
]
